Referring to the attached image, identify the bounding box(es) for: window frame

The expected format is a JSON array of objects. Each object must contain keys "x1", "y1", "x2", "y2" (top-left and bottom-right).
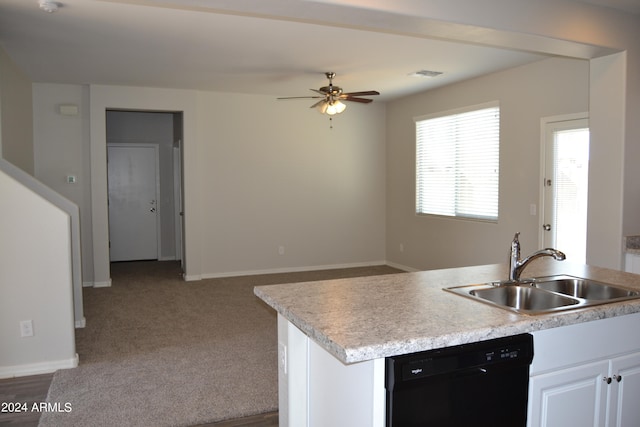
[{"x1": 414, "y1": 101, "x2": 500, "y2": 222}]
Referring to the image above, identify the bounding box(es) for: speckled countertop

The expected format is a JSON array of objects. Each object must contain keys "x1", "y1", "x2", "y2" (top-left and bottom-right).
[
  {"x1": 254, "y1": 260, "x2": 640, "y2": 364},
  {"x1": 625, "y1": 235, "x2": 640, "y2": 254}
]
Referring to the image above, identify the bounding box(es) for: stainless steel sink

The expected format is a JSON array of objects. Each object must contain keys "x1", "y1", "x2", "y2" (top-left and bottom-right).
[
  {"x1": 445, "y1": 275, "x2": 640, "y2": 315},
  {"x1": 469, "y1": 285, "x2": 580, "y2": 312},
  {"x1": 532, "y1": 276, "x2": 638, "y2": 301}
]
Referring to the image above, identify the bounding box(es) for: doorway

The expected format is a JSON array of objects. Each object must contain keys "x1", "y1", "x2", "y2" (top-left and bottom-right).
[
  {"x1": 541, "y1": 115, "x2": 590, "y2": 263},
  {"x1": 106, "y1": 110, "x2": 184, "y2": 265}
]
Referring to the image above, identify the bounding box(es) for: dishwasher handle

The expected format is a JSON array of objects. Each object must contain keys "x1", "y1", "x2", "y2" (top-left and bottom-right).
[{"x1": 453, "y1": 367, "x2": 488, "y2": 378}]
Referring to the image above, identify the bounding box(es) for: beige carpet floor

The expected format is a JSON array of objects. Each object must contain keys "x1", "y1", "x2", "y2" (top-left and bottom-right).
[{"x1": 39, "y1": 261, "x2": 403, "y2": 427}]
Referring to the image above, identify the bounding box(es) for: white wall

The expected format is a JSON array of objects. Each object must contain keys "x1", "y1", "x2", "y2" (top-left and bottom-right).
[
  {"x1": 355, "y1": 0, "x2": 639, "y2": 271},
  {"x1": 0, "y1": 46, "x2": 33, "y2": 174},
  {"x1": 33, "y1": 83, "x2": 93, "y2": 285},
  {"x1": 194, "y1": 91, "x2": 386, "y2": 277},
  {"x1": 386, "y1": 57, "x2": 589, "y2": 270},
  {"x1": 1, "y1": 54, "x2": 78, "y2": 378},
  {"x1": 0, "y1": 164, "x2": 77, "y2": 377},
  {"x1": 588, "y1": 53, "x2": 627, "y2": 269},
  {"x1": 623, "y1": 43, "x2": 640, "y2": 238},
  {"x1": 71, "y1": 84, "x2": 387, "y2": 283}
]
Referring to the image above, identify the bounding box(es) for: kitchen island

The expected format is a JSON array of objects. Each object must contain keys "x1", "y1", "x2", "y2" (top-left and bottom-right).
[{"x1": 254, "y1": 260, "x2": 640, "y2": 426}]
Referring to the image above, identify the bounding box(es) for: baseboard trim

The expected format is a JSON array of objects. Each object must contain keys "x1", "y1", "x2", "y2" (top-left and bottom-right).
[
  {"x1": 185, "y1": 260, "x2": 390, "y2": 281},
  {"x1": 75, "y1": 317, "x2": 86, "y2": 328},
  {"x1": 93, "y1": 279, "x2": 112, "y2": 288},
  {"x1": 0, "y1": 354, "x2": 79, "y2": 379},
  {"x1": 385, "y1": 261, "x2": 420, "y2": 272},
  {"x1": 83, "y1": 279, "x2": 112, "y2": 288}
]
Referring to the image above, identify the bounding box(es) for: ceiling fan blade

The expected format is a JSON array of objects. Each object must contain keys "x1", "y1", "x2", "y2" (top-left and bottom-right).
[
  {"x1": 342, "y1": 91, "x2": 380, "y2": 97},
  {"x1": 341, "y1": 96, "x2": 374, "y2": 104},
  {"x1": 309, "y1": 99, "x2": 327, "y2": 109},
  {"x1": 277, "y1": 96, "x2": 324, "y2": 100}
]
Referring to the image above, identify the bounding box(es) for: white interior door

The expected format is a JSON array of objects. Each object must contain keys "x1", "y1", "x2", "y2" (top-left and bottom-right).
[
  {"x1": 108, "y1": 144, "x2": 160, "y2": 262},
  {"x1": 541, "y1": 116, "x2": 589, "y2": 263}
]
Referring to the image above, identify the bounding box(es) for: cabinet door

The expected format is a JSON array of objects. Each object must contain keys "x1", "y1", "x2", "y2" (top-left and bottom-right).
[
  {"x1": 608, "y1": 352, "x2": 640, "y2": 427},
  {"x1": 528, "y1": 360, "x2": 609, "y2": 427}
]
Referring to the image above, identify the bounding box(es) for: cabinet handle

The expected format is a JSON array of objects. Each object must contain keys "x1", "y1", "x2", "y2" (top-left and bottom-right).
[
  {"x1": 604, "y1": 376, "x2": 612, "y2": 384},
  {"x1": 614, "y1": 374, "x2": 622, "y2": 382}
]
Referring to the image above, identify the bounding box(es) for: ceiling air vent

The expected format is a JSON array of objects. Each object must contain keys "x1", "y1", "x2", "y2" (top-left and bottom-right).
[{"x1": 409, "y1": 70, "x2": 443, "y2": 78}]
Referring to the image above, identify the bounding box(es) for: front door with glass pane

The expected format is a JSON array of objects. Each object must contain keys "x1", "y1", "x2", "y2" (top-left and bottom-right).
[{"x1": 542, "y1": 117, "x2": 589, "y2": 263}]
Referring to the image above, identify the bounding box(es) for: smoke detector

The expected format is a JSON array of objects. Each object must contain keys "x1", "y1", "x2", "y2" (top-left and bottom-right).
[{"x1": 39, "y1": 0, "x2": 60, "y2": 13}]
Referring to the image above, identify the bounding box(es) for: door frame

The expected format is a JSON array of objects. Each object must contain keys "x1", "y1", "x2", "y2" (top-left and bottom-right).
[
  {"x1": 538, "y1": 112, "x2": 589, "y2": 249},
  {"x1": 173, "y1": 140, "x2": 184, "y2": 266},
  {"x1": 107, "y1": 142, "x2": 162, "y2": 261}
]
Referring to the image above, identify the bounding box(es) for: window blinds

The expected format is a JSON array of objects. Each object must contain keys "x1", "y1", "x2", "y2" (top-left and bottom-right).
[{"x1": 416, "y1": 103, "x2": 500, "y2": 221}]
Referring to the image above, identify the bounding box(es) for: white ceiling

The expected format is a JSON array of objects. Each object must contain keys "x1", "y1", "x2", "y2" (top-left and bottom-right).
[
  {"x1": 579, "y1": 0, "x2": 640, "y2": 14},
  {"x1": 0, "y1": 0, "x2": 638, "y2": 102}
]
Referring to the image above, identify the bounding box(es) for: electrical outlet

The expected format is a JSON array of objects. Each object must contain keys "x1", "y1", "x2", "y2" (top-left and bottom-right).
[
  {"x1": 278, "y1": 246, "x2": 285, "y2": 256},
  {"x1": 20, "y1": 320, "x2": 34, "y2": 337}
]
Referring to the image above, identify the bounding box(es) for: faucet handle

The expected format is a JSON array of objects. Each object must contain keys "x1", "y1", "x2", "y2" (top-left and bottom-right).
[
  {"x1": 511, "y1": 232, "x2": 521, "y2": 259},
  {"x1": 512, "y1": 232, "x2": 521, "y2": 253}
]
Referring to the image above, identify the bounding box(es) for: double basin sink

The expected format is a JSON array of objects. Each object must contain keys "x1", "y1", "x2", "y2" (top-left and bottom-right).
[{"x1": 445, "y1": 275, "x2": 640, "y2": 315}]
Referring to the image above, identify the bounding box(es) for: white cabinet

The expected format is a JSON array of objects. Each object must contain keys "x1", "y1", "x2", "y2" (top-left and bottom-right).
[
  {"x1": 528, "y1": 353, "x2": 640, "y2": 427},
  {"x1": 624, "y1": 253, "x2": 640, "y2": 273},
  {"x1": 529, "y1": 359, "x2": 608, "y2": 427},
  {"x1": 608, "y1": 352, "x2": 640, "y2": 427},
  {"x1": 529, "y1": 313, "x2": 640, "y2": 427}
]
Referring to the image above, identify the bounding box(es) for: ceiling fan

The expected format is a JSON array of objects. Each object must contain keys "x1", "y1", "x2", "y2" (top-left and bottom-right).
[{"x1": 278, "y1": 72, "x2": 380, "y2": 116}]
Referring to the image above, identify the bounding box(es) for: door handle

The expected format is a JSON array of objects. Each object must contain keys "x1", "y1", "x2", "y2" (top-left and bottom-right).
[{"x1": 543, "y1": 224, "x2": 551, "y2": 231}]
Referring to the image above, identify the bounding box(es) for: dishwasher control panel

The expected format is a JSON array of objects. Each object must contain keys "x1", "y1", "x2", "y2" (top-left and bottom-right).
[
  {"x1": 485, "y1": 346, "x2": 522, "y2": 362},
  {"x1": 388, "y1": 334, "x2": 534, "y2": 383}
]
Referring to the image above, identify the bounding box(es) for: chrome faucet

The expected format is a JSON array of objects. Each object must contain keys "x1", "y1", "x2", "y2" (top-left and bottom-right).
[{"x1": 509, "y1": 232, "x2": 566, "y2": 282}]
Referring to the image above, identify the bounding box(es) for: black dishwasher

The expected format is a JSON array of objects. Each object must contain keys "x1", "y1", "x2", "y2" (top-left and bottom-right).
[{"x1": 385, "y1": 333, "x2": 534, "y2": 427}]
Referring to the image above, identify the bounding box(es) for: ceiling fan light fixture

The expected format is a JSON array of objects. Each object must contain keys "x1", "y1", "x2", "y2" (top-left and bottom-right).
[
  {"x1": 325, "y1": 100, "x2": 346, "y2": 115},
  {"x1": 277, "y1": 72, "x2": 377, "y2": 124}
]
